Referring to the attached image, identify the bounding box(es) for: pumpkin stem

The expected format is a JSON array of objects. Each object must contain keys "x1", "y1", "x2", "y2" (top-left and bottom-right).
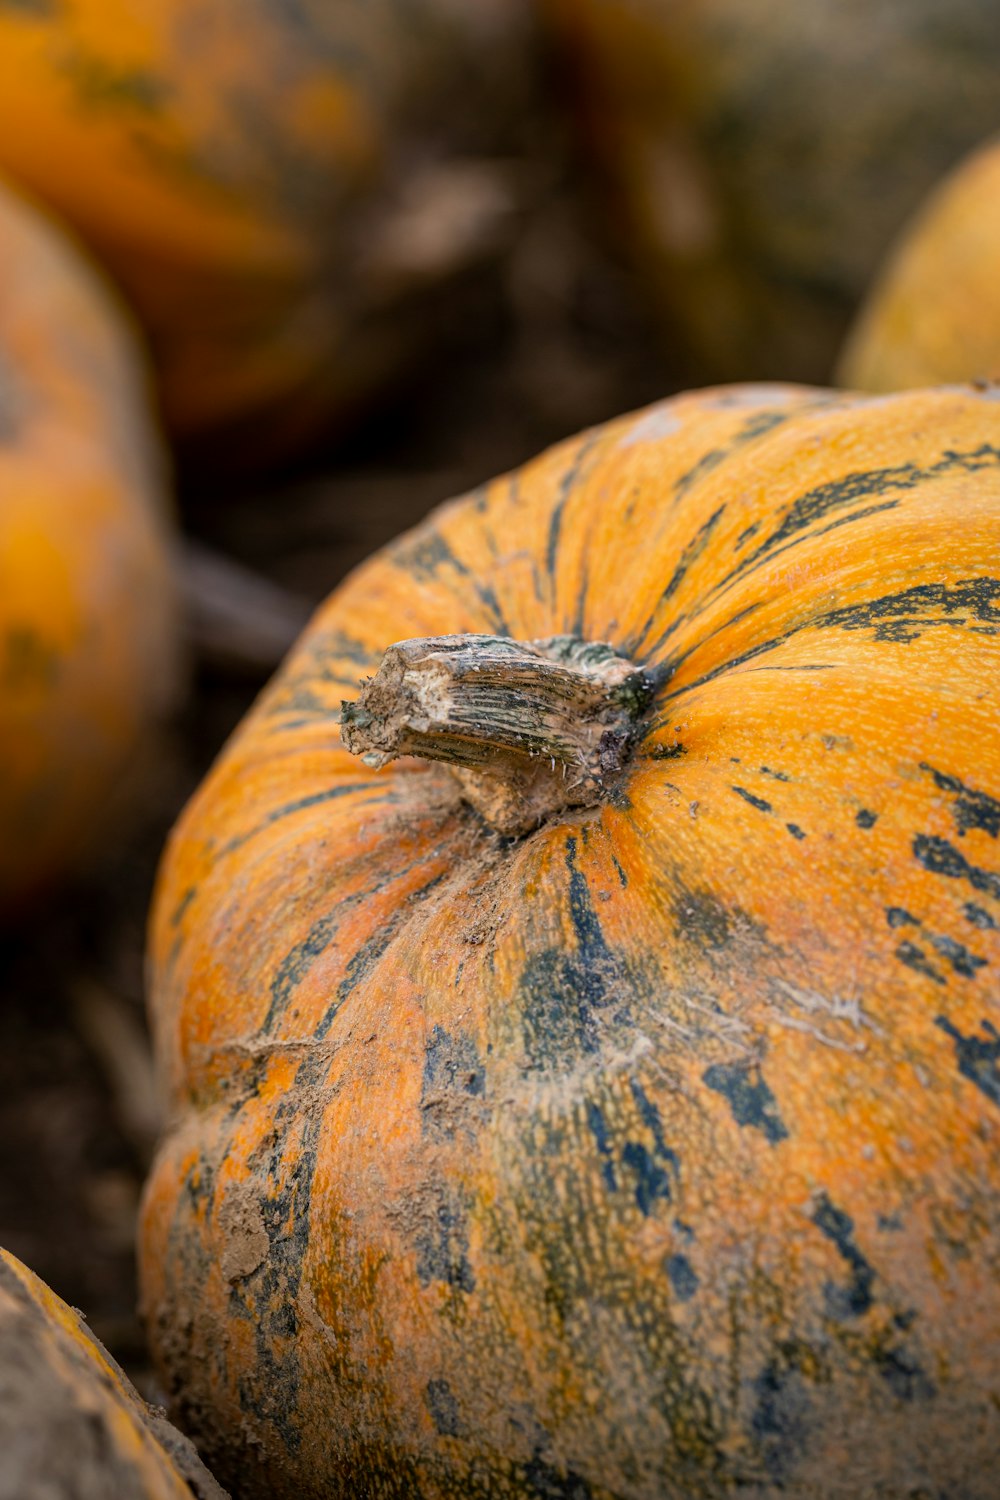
[{"x1": 341, "y1": 634, "x2": 653, "y2": 834}]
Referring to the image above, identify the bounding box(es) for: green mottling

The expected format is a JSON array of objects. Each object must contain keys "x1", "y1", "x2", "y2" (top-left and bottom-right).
[
  {"x1": 2, "y1": 627, "x2": 58, "y2": 690},
  {"x1": 61, "y1": 53, "x2": 169, "y2": 113},
  {"x1": 0, "y1": 0, "x2": 57, "y2": 16}
]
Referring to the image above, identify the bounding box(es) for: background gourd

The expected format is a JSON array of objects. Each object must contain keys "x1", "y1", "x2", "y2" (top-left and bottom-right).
[
  {"x1": 140, "y1": 383, "x2": 1000, "y2": 1499},
  {"x1": 0, "y1": 0, "x2": 535, "y2": 458},
  {"x1": 839, "y1": 135, "x2": 1000, "y2": 392},
  {"x1": 0, "y1": 178, "x2": 178, "y2": 912},
  {"x1": 0, "y1": 1247, "x2": 226, "y2": 1499},
  {"x1": 542, "y1": 0, "x2": 1000, "y2": 386}
]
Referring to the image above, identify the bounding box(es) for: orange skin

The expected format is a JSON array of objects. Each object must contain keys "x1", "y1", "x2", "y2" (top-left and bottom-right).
[
  {"x1": 0, "y1": 1248, "x2": 224, "y2": 1498},
  {"x1": 141, "y1": 385, "x2": 1000, "y2": 1498},
  {"x1": 0, "y1": 0, "x2": 532, "y2": 455},
  {"x1": 542, "y1": 0, "x2": 1000, "y2": 386},
  {"x1": 839, "y1": 136, "x2": 1000, "y2": 393},
  {"x1": 0, "y1": 180, "x2": 178, "y2": 911}
]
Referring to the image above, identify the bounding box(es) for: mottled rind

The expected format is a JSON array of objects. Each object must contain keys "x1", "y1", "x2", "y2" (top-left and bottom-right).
[
  {"x1": 0, "y1": 178, "x2": 179, "y2": 911},
  {"x1": 141, "y1": 384, "x2": 1000, "y2": 1499}
]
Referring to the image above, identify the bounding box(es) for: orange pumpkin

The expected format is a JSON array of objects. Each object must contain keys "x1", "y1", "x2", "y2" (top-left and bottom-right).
[
  {"x1": 141, "y1": 384, "x2": 1000, "y2": 1498},
  {"x1": 839, "y1": 136, "x2": 1000, "y2": 393},
  {"x1": 0, "y1": 0, "x2": 534, "y2": 457},
  {"x1": 543, "y1": 0, "x2": 1000, "y2": 385},
  {"x1": 0, "y1": 1247, "x2": 226, "y2": 1498},
  {"x1": 0, "y1": 179, "x2": 178, "y2": 911}
]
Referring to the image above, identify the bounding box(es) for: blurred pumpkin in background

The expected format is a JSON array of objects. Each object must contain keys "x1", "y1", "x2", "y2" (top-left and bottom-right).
[
  {"x1": 0, "y1": 1247, "x2": 226, "y2": 1498},
  {"x1": 839, "y1": 135, "x2": 1000, "y2": 393},
  {"x1": 0, "y1": 0, "x2": 536, "y2": 463},
  {"x1": 543, "y1": 0, "x2": 1000, "y2": 387},
  {"x1": 0, "y1": 179, "x2": 179, "y2": 913},
  {"x1": 141, "y1": 382, "x2": 1000, "y2": 1498}
]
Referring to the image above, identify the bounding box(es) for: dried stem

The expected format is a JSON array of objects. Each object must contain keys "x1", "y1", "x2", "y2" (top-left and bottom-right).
[{"x1": 341, "y1": 634, "x2": 652, "y2": 834}]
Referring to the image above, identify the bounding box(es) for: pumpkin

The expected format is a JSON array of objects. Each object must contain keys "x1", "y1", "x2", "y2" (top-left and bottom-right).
[
  {"x1": 140, "y1": 383, "x2": 1000, "y2": 1499},
  {"x1": 542, "y1": 0, "x2": 1000, "y2": 386},
  {"x1": 0, "y1": 0, "x2": 534, "y2": 457},
  {"x1": 0, "y1": 1247, "x2": 227, "y2": 1498},
  {"x1": 838, "y1": 136, "x2": 1000, "y2": 393},
  {"x1": 0, "y1": 178, "x2": 178, "y2": 911}
]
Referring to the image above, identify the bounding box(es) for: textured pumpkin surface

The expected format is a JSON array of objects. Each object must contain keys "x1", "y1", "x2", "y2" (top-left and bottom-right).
[
  {"x1": 0, "y1": 179, "x2": 178, "y2": 911},
  {"x1": 0, "y1": 1248, "x2": 227, "y2": 1499},
  {"x1": 141, "y1": 384, "x2": 1000, "y2": 1499},
  {"x1": 543, "y1": 0, "x2": 1000, "y2": 385},
  {"x1": 0, "y1": 0, "x2": 532, "y2": 453},
  {"x1": 839, "y1": 136, "x2": 1000, "y2": 393}
]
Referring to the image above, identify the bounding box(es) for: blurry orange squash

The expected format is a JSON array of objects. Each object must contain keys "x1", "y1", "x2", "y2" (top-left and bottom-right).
[
  {"x1": 0, "y1": 179, "x2": 178, "y2": 911},
  {"x1": 543, "y1": 0, "x2": 1000, "y2": 386},
  {"x1": 141, "y1": 383, "x2": 1000, "y2": 1498},
  {"x1": 839, "y1": 136, "x2": 1000, "y2": 393},
  {"x1": 0, "y1": 0, "x2": 534, "y2": 458},
  {"x1": 0, "y1": 1247, "x2": 227, "y2": 1498}
]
